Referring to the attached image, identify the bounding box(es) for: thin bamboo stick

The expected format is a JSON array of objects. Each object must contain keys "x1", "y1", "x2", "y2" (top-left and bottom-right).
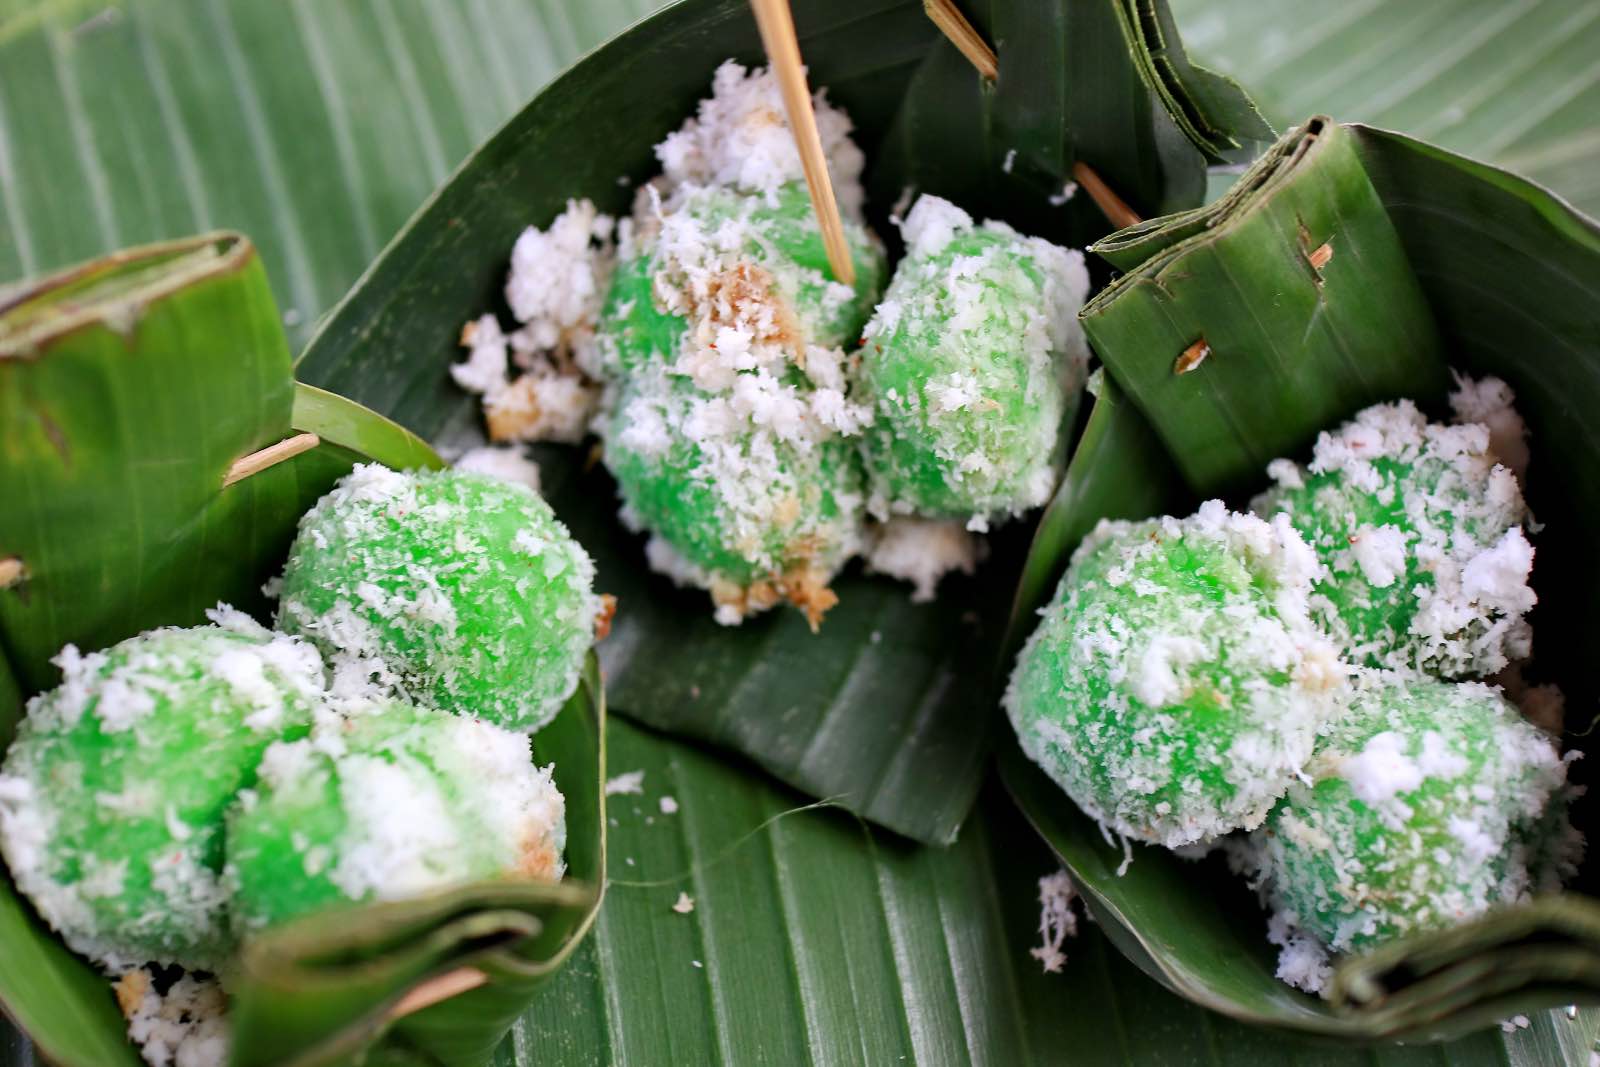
[
  {"x1": 388, "y1": 966, "x2": 490, "y2": 1020},
  {"x1": 920, "y1": 1, "x2": 1146, "y2": 230},
  {"x1": 749, "y1": 0, "x2": 855, "y2": 285},
  {"x1": 222, "y1": 432, "x2": 320, "y2": 488},
  {"x1": 1071, "y1": 161, "x2": 1143, "y2": 229},
  {"x1": 923, "y1": 0, "x2": 997, "y2": 81}
]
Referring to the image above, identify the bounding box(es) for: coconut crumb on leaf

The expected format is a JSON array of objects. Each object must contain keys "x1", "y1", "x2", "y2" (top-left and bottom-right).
[
  {"x1": 864, "y1": 517, "x2": 980, "y2": 602},
  {"x1": 484, "y1": 368, "x2": 600, "y2": 445},
  {"x1": 1265, "y1": 911, "x2": 1334, "y2": 995},
  {"x1": 505, "y1": 199, "x2": 615, "y2": 358},
  {"x1": 605, "y1": 770, "x2": 646, "y2": 796},
  {"x1": 454, "y1": 444, "x2": 542, "y2": 493},
  {"x1": 1450, "y1": 371, "x2": 1530, "y2": 481},
  {"x1": 117, "y1": 969, "x2": 229, "y2": 1067},
  {"x1": 1029, "y1": 870, "x2": 1079, "y2": 974},
  {"x1": 453, "y1": 198, "x2": 614, "y2": 445}
]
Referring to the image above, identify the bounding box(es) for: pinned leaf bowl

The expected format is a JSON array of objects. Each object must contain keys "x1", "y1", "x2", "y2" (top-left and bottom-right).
[
  {"x1": 1001, "y1": 116, "x2": 1600, "y2": 1041},
  {"x1": 0, "y1": 236, "x2": 605, "y2": 1067}
]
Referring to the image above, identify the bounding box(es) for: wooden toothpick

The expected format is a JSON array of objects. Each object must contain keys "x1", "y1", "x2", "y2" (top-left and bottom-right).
[
  {"x1": 749, "y1": 0, "x2": 855, "y2": 286},
  {"x1": 222, "y1": 432, "x2": 320, "y2": 488},
  {"x1": 388, "y1": 966, "x2": 489, "y2": 1021},
  {"x1": 1071, "y1": 161, "x2": 1143, "y2": 229},
  {"x1": 924, "y1": 0, "x2": 997, "y2": 81},
  {"x1": 921, "y1": 1, "x2": 1145, "y2": 231}
]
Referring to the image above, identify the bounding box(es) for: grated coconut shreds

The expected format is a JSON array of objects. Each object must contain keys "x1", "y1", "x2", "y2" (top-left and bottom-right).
[
  {"x1": 863, "y1": 517, "x2": 981, "y2": 602},
  {"x1": 1245, "y1": 676, "x2": 1575, "y2": 991},
  {"x1": 856, "y1": 195, "x2": 1092, "y2": 527},
  {"x1": 453, "y1": 443, "x2": 542, "y2": 494},
  {"x1": 1029, "y1": 870, "x2": 1080, "y2": 974},
  {"x1": 0, "y1": 617, "x2": 325, "y2": 972},
  {"x1": 653, "y1": 60, "x2": 867, "y2": 221},
  {"x1": 1449, "y1": 372, "x2": 1530, "y2": 482},
  {"x1": 226, "y1": 697, "x2": 565, "y2": 933},
  {"x1": 593, "y1": 131, "x2": 882, "y2": 624},
  {"x1": 454, "y1": 308, "x2": 601, "y2": 445},
  {"x1": 116, "y1": 968, "x2": 230, "y2": 1067},
  {"x1": 1004, "y1": 502, "x2": 1346, "y2": 849},
  {"x1": 276, "y1": 465, "x2": 601, "y2": 734},
  {"x1": 1253, "y1": 395, "x2": 1536, "y2": 679}
]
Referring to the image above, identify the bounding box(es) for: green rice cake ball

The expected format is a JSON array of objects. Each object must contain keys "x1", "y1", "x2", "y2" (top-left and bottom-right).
[
  {"x1": 1254, "y1": 678, "x2": 1569, "y2": 980},
  {"x1": 226, "y1": 699, "x2": 565, "y2": 933},
  {"x1": 857, "y1": 195, "x2": 1091, "y2": 526},
  {"x1": 277, "y1": 465, "x2": 600, "y2": 733},
  {"x1": 604, "y1": 362, "x2": 866, "y2": 627},
  {"x1": 0, "y1": 612, "x2": 324, "y2": 970},
  {"x1": 595, "y1": 181, "x2": 884, "y2": 380},
  {"x1": 1253, "y1": 399, "x2": 1533, "y2": 678},
  {"x1": 1004, "y1": 501, "x2": 1345, "y2": 848}
]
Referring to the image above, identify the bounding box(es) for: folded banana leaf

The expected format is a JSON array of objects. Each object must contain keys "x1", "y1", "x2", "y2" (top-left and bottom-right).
[
  {"x1": 293, "y1": 0, "x2": 1265, "y2": 845},
  {"x1": 1002, "y1": 116, "x2": 1600, "y2": 1039},
  {"x1": 0, "y1": 237, "x2": 603, "y2": 1066}
]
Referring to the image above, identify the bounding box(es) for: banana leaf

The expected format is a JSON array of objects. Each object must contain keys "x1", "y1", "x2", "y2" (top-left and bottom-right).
[
  {"x1": 292, "y1": 0, "x2": 1265, "y2": 845},
  {"x1": 1170, "y1": 0, "x2": 1600, "y2": 220},
  {"x1": 6, "y1": 0, "x2": 1597, "y2": 1061},
  {"x1": 868, "y1": 0, "x2": 1264, "y2": 238},
  {"x1": 514, "y1": 711, "x2": 1598, "y2": 1067},
  {"x1": 1080, "y1": 119, "x2": 1449, "y2": 493},
  {"x1": 1003, "y1": 113, "x2": 1600, "y2": 1039},
  {"x1": 0, "y1": 236, "x2": 604, "y2": 1066}
]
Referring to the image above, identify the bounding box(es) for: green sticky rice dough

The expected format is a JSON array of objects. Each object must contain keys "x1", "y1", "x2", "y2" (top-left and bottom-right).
[
  {"x1": 856, "y1": 195, "x2": 1090, "y2": 524},
  {"x1": 0, "y1": 614, "x2": 323, "y2": 970},
  {"x1": 1253, "y1": 400, "x2": 1533, "y2": 678},
  {"x1": 277, "y1": 465, "x2": 599, "y2": 733},
  {"x1": 593, "y1": 181, "x2": 885, "y2": 623},
  {"x1": 596, "y1": 182, "x2": 884, "y2": 377},
  {"x1": 226, "y1": 699, "x2": 566, "y2": 934},
  {"x1": 1004, "y1": 502, "x2": 1343, "y2": 848},
  {"x1": 597, "y1": 251, "x2": 687, "y2": 373},
  {"x1": 1254, "y1": 678, "x2": 1569, "y2": 968},
  {"x1": 603, "y1": 363, "x2": 865, "y2": 623}
]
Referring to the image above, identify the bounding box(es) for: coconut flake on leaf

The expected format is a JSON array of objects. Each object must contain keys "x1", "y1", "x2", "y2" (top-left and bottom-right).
[{"x1": 654, "y1": 60, "x2": 866, "y2": 220}]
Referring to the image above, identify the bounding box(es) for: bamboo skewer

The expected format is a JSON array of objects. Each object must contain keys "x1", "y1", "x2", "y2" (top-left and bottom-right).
[
  {"x1": 388, "y1": 966, "x2": 490, "y2": 1021},
  {"x1": 923, "y1": 0, "x2": 997, "y2": 81},
  {"x1": 222, "y1": 431, "x2": 320, "y2": 488},
  {"x1": 1070, "y1": 161, "x2": 1143, "y2": 229},
  {"x1": 749, "y1": 0, "x2": 855, "y2": 286},
  {"x1": 920, "y1": 1, "x2": 1145, "y2": 230}
]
